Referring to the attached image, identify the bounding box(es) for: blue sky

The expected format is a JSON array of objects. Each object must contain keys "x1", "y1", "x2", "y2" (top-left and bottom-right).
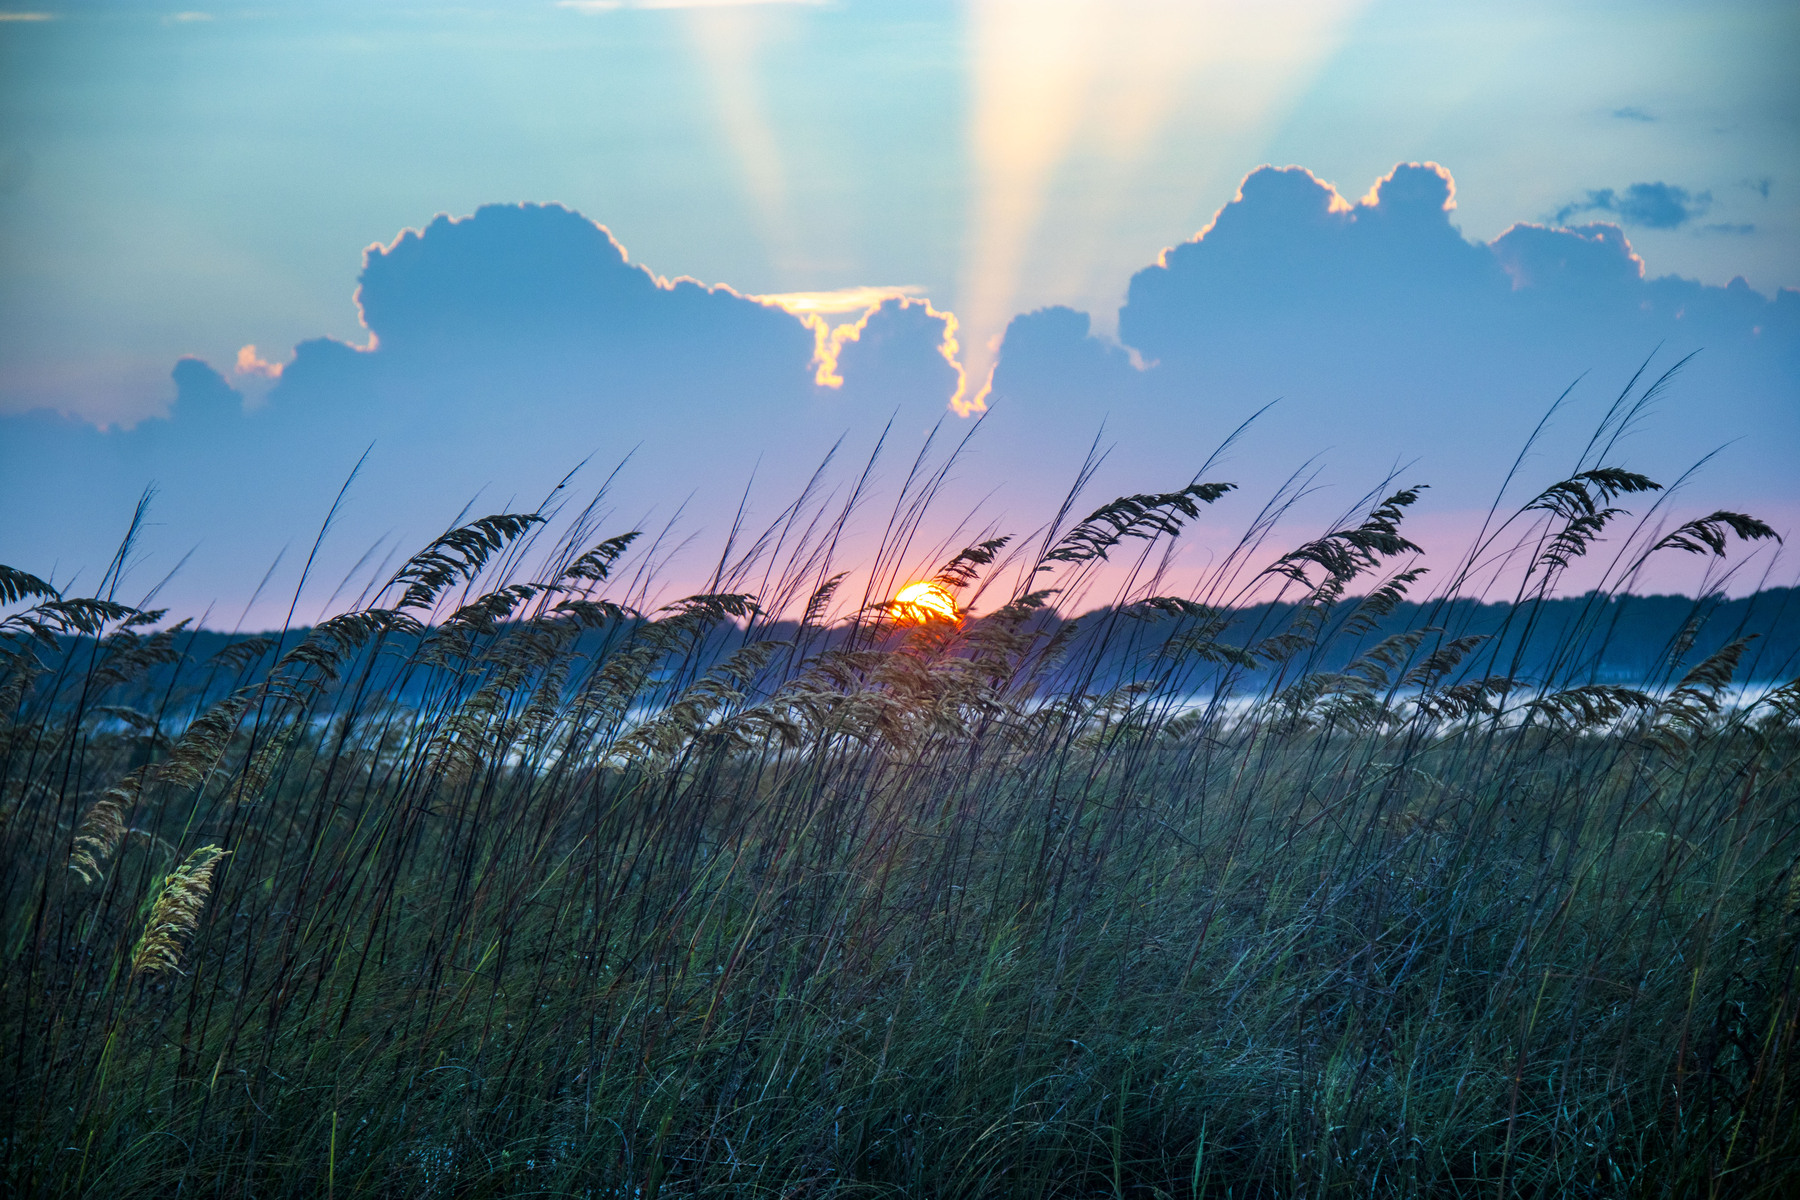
[{"x1": 1, "y1": 0, "x2": 1796, "y2": 620}]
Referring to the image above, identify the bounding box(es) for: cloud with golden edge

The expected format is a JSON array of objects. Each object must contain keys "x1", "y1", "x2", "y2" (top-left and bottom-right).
[
  {"x1": 234, "y1": 345, "x2": 284, "y2": 380},
  {"x1": 1158, "y1": 162, "x2": 1453, "y2": 270},
  {"x1": 753, "y1": 287, "x2": 967, "y2": 399}
]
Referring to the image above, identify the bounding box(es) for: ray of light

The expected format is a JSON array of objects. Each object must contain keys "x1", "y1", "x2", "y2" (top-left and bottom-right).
[
  {"x1": 956, "y1": 0, "x2": 1107, "y2": 416},
  {"x1": 684, "y1": 7, "x2": 802, "y2": 278},
  {"x1": 957, "y1": 0, "x2": 1369, "y2": 413}
]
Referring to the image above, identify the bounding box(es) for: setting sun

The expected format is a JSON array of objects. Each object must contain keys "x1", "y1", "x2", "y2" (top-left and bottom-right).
[{"x1": 890, "y1": 579, "x2": 958, "y2": 623}]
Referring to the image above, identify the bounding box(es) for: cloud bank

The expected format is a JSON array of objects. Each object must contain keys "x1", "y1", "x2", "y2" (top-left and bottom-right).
[
  {"x1": 987, "y1": 163, "x2": 1797, "y2": 580},
  {"x1": 0, "y1": 203, "x2": 960, "y2": 617},
  {"x1": 2, "y1": 168, "x2": 1794, "y2": 619}
]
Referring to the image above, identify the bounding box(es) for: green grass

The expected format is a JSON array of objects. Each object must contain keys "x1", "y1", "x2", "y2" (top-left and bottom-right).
[{"x1": 2, "y1": 417, "x2": 1798, "y2": 1197}]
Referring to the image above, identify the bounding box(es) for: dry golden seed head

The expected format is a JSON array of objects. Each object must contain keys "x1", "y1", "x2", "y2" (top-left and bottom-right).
[
  {"x1": 68, "y1": 768, "x2": 146, "y2": 885},
  {"x1": 154, "y1": 695, "x2": 252, "y2": 792},
  {"x1": 129, "y1": 844, "x2": 229, "y2": 977}
]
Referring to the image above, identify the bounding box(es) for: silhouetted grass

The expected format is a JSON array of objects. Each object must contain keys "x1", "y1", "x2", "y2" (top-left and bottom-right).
[{"x1": 3, "y1": 379, "x2": 1798, "y2": 1197}]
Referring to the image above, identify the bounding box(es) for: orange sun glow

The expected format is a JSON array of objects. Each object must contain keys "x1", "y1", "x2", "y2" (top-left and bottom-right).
[{"x1": 889, "y1": 580, "x2": 958, "y2": 623}]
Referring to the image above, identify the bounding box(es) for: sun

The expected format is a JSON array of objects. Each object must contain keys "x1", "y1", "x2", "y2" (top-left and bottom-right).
[{"x1": 889, "y1": 579, "x2": 958, "y2": 623}]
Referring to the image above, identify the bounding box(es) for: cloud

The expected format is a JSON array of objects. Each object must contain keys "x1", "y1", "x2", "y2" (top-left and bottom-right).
[
  {"x1": 0, "y1": 11, "x2": 53, "y2": 20},
  {"x1": 0, "y1": 203, "x2": 961, "y2": 619},
  {"x1": 831, "y1": 299, "x2": 965, "y2": 414},
  {"x1": 1555, "y1": 182, "x2": 1712, "y2": 229},
  {"x1": 171, "y1": 357, "x2": 242, "y2": 409},
  {"x1": 164, "y1": 11, "x2": 213, "y2": 23},
  {"x1": 1611, "y1": 106, "x2": 1656, "y2": 122},
  {"x1": 987, "y1": 162, "x2": 1798, "y2": 582},
  {"x1": 3, "y1": 175, "x2": 1792, "y2": 618},
  {"x1": 234, "y1": 345, "x2": 283, "y2": 380},
  {"x1": 752, "y1": 287, "x2": 963, "y2": 391}
]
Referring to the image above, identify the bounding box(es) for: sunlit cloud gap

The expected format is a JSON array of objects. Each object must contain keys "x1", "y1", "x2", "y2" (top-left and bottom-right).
[
  {"x1": 753, "y1": 287, "x2": 966, "y2": 395},
  {"x1": 753, "y1": 285, "x2": 926, "y2": 316},
  {"x1": 957, "y1": 0, "x2": 1367, "y2": 415}
]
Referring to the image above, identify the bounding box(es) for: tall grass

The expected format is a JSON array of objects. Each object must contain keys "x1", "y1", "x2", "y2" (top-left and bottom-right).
[{"x1": 3, "y1": 396, "x2": 1798, "y2": 1197}]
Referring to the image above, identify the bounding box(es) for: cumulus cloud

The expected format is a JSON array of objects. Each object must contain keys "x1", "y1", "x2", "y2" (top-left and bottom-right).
[
  {"x1": 1555, "y1": 182, "x2": 1712, "y2": 229},
  {"x1": 830, "y1": 299, "x2": 966, "y2": 413},
  {"x1": 172, "y1": 356, "x2": 243, "y2": 409},
  {"x1": 0, "y1": 203, "x2": 961, "y2": 618},
  {"x1": 3, "y1": 176, "x2": 1792, "y2": 616},
  {"x1": 234, "y1": 345, "x2": 283, "y2": 379},
  {"x1": 988, "y1": 162, "x2": 1798, "y2": 576}
]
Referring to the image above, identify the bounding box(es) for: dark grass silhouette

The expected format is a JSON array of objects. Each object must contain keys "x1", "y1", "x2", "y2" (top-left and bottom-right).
[{"x1": 2, "y1": 370, "x2": 1798, "y2": 1198}]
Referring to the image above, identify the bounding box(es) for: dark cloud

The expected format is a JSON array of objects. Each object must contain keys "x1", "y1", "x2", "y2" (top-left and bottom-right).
[
  {"x1": 989, "y1": 163, "x2": 1798, "y2": 553},
  {"x1": 1555, "y1": 182, "x2": 1711, "y2": 229},
  {"x1": 1611, "y1": 107, "x2": 1656, "y2": 122}
]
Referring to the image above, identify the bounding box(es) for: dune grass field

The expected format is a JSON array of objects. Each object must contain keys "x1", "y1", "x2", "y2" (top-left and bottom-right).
[{"x1": 3, "y1": 396, "x2": 1799, "y2": 1197}]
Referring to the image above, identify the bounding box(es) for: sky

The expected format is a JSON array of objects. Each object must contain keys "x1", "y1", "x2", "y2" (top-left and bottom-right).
[{"x1": 1, "y1": 0, "x2": 1796, "y2": 623}]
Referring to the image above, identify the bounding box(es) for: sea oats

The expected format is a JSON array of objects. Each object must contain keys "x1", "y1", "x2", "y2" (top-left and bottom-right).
[
  {"x1": 129, "y1": 844, "x2": 228, "y2": 976},
  {"x1": 68, "y1": 767, "x2": 146, "y2": 885}
]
